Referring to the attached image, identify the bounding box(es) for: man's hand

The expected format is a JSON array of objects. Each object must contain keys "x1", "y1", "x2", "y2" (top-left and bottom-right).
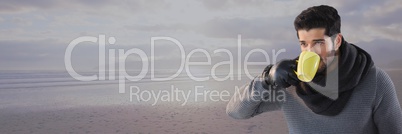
[{"x1": 266, "y1": 59, "x2": 300, "y2": 88}]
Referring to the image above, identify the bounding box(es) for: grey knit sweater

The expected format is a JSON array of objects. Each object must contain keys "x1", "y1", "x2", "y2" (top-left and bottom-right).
[{"x1": 226, "y1": 67, "x2": 402, "y2": 134}]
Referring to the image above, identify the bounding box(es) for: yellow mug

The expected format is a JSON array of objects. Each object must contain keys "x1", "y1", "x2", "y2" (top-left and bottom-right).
[{"x1": 295, "y1": 51, "x2": 320, "y2": 82}]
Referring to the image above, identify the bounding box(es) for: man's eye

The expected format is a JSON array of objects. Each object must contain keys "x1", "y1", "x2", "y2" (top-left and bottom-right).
[
  {"x1": 315, "y1": 42, "x2": 324, "y2": 45},
  {"x1": 300, "y1": 43, "x2": 306, "y2": 46}
]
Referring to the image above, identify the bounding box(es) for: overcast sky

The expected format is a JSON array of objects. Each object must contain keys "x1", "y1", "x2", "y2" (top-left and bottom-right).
[{"x1": 0, "y1": 0, "x2": 401, "y2": 71}]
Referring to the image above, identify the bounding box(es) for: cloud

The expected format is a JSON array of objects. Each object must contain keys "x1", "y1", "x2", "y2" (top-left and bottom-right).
[
  {"x1": 363, "y1": 0, "x2": 402, "y2": 18},
  {"x1": 0, "y1": 39, "x2": 67, "y2": 70},
  {"x1": 124, "y1": 24, "x2": 189, "y2": 32},
  {"x1": 198, "y1": 17, "x2": 295, "y2": 41},
  {"x1": 355, "y1": 38, "x2": 402, "y2": 67},
  {"x1": 199, "y1": 0, "x2": 228, "y2": 10},
  {"x1": 0, "y1": 0, "x2": 401, "y2": 71},
  {"x1": 0, "y1": 0, "x2": 59, "y2": 13},
  {"x1": 0, "y1": 0, "x2": 168, "y2": 15},
  {"x1": 200, "y1": 0, "x2": 311, "y2": 18},
  {"x1": 11, "y1": 17, "x2": 32, "y2": 26}
]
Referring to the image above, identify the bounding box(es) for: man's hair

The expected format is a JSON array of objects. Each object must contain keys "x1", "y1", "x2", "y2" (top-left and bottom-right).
[{"x1": 294, "y1": 5, "x2": 341, "y2": 37}]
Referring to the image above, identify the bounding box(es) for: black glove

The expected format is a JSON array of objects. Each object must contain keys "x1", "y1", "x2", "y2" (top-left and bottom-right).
[{"x1": 264, "y1": 59, "x2": 300, "y2": 89}]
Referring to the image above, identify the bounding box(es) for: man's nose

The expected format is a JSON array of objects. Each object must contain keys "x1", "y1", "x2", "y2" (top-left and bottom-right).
[
  {"x1": 305, "y1": 45, "x2": 321, "y2": 54},
  {"x1": 305, "y1": 45, "x2": 314, "y2": 52}
]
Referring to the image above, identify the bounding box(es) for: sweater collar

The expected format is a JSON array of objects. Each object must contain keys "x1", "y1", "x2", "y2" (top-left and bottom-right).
[{"x1": 295, "y1": 38, "x2": 374, "y2": 116}]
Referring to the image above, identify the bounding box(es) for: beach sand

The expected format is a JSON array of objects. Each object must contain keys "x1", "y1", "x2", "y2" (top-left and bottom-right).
[
  {"x1": 0, "y1": 103, "x2": 287, "y2": 134},
  {"x1": 0, "y1": 69, "x2": 401, "y2": 134}
]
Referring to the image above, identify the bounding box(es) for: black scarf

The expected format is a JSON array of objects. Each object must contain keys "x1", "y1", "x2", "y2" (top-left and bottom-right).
[{"x1": 295, "y1": 38, "x2": 374, "y2": 116}]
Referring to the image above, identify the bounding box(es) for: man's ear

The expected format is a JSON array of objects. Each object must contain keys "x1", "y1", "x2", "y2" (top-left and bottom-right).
[{"x1": 335, "y1": 33, "x2": 342, "y2": 50}]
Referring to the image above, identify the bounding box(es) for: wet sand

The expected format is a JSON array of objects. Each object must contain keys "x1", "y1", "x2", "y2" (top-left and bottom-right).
[{"x1": 0, "y1": 69, "x2": 401, "y2": 133}]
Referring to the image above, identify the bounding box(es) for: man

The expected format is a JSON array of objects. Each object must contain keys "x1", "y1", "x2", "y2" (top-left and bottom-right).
[{"x1": 226, "y1": 5, "x2": 402, "y2": 133}]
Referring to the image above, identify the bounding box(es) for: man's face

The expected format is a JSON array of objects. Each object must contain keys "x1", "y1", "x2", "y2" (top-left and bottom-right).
[{"x1": 297, "y1": 28, "x2": 339, "y2": 73}]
